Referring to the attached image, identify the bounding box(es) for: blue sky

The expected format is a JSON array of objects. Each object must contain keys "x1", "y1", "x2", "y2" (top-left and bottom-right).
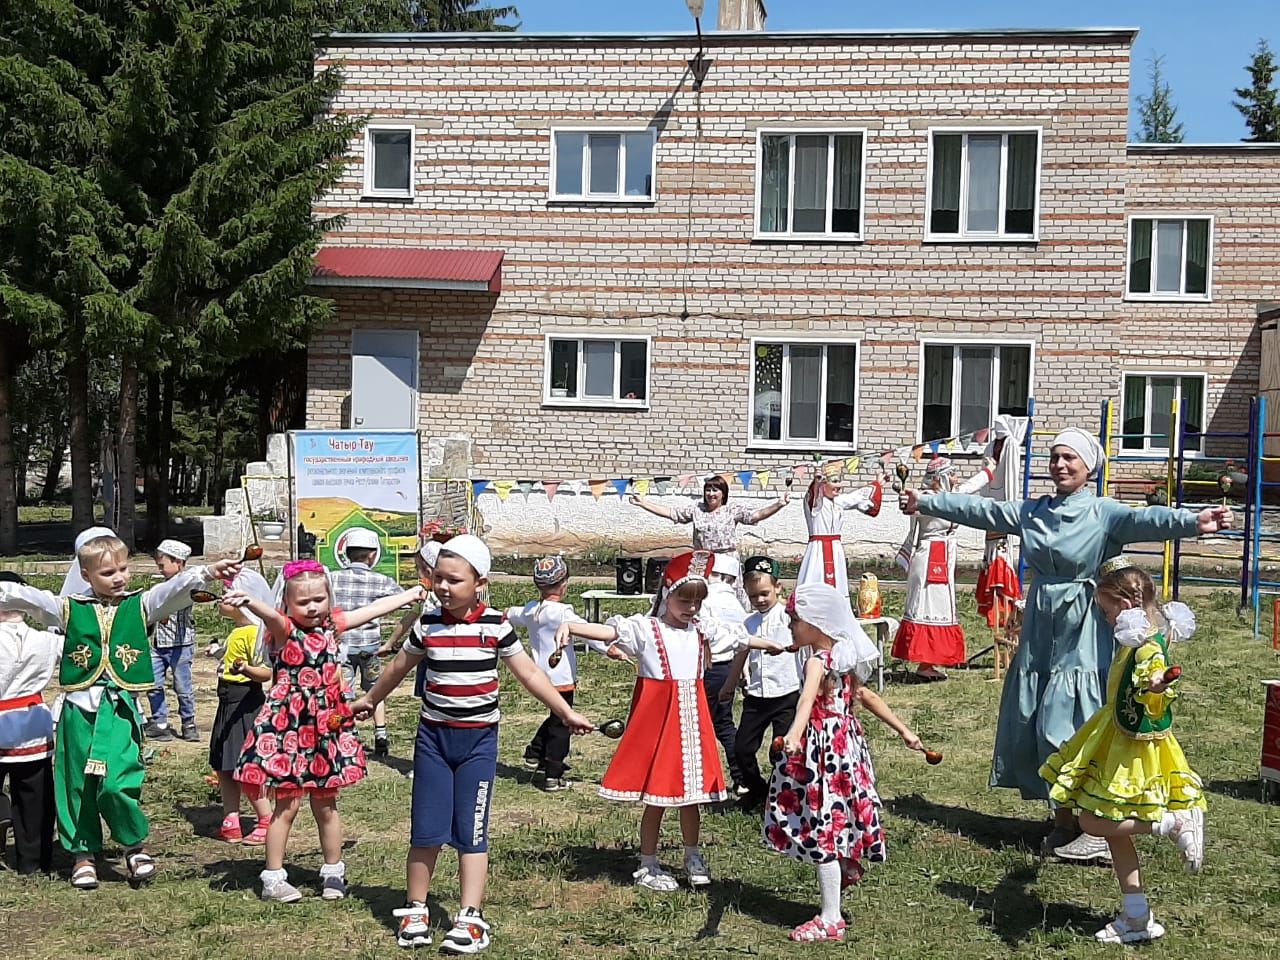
[{"x1": 511, "y1": 1, "x2": 1280, "y2": 143}]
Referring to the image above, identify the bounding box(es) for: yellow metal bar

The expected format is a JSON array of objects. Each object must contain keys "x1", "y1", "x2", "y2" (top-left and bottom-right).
[
  {"x1": 1102, "y1": 399, "x2": 1114, "y2": 498},
  {"x1": 1162, "y1": 397, "x2": 1178, "y2": 600}
]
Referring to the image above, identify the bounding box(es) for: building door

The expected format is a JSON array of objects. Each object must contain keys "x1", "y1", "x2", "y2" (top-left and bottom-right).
[{"x1": 351, "y1": 330, "x2": 418, "y2": 429}]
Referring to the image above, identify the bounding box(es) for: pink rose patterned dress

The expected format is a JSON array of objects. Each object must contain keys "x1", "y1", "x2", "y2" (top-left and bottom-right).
[
  {"x1": 764, "y1": 650, "x2": 885, "y2": 881},
  {"x1": 235, "y1": 612, "x2": 365, "y2": 798}
]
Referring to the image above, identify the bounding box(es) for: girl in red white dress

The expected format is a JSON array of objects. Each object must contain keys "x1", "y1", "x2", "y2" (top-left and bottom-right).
[
  {"x1": 558, "y1": 551, "x2": 777, "y2": 892},
  {"x1": 767, "y1": 583, "x2": 924, "y2": 943},
  {"x1": 227, "y1": 560, "x2": 425, "y2": 904}
]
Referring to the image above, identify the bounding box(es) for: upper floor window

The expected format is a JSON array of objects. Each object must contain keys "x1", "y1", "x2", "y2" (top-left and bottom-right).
[
  {"x1": 927, "y1": 129, "x2": 1040, "y2": 240},
  {"x1": 544, "y1": 335, "x2": 650, "y2": 408},
  {"x1": 364, "y1": 126, "x2": 414, "y2": 199},
  {"x1": 756, "y1": 131, "x2": 865, "y2": 239},
  {"x1": 750, "y1": 340, "x2": 859, "y2": 448},
  {"x1": 1122, "y1": 373, "x2": 1205, "y2": 453},
  {"x1": 920, "y1": 342, "x2": 1033, "y2": 442},
  {"x1": 1127, "y1": 217, "x2": 1212, "y2": 301},
  {"x1": 550, "y1": 129, "x2": 655, "y2": 202}
]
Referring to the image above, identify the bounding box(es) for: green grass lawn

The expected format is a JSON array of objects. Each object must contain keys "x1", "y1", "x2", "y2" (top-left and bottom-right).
[{"x1": 3, "y1": 580, "x2": 1280, "y2": 959}]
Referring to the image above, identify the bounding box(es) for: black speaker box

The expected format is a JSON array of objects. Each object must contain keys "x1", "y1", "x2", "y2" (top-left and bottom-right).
[
  {"x1": 616, "y1": 557, "x2": 643, "y2": 595},
  {"x1": 644, "y1": 557, "x2": 670, "y2": 594}
]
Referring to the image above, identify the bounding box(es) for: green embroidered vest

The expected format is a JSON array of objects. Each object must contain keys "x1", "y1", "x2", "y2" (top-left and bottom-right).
[
  {"x1": 60, "y1": 593, "x2": 155, "y2": 692},
  {"x1": 1112, "y1": 633, "x2": 1173, "y2": 740}
]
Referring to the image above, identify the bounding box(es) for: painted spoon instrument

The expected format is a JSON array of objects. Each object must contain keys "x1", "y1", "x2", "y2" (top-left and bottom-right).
[
  {"x1": 597, "y1": 719, "x2": 626, "y2": 739},
  {"x1": 189, "y1": 589, "x2": 219, "y2": 603},
  {"x1": 770, "y1": 735, "x2": 787, "y2": 762},
  {"x1": 1161, "y1": 665, "x2": 1182, "y2": 685},
  {"x1": 242, "y1": 544, "x2": 264, "y2": 562},
  {"x1": 924, "y1": 750, "x2": 944, "y2": 765}
]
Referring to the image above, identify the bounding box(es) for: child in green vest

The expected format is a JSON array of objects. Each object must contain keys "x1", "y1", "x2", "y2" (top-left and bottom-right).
[
  {"x1": 0, "y1": 531, "x2": 240, "y2": 889},
  {"x1": 1040, "y1": 560, "x2": 1205, "y2": 946}
]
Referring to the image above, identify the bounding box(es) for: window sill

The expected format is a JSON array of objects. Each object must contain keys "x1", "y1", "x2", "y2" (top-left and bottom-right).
[
  {"x1": 1123, "y1": 294, "x2": 1213, "y2": 304},
  {"x1": 546, "y1": 197, "x2": 656, "y2": 206},
  {"x1": 924, "y1": 233, "x2": 1039, "y2": 245},
  {"x1": 1119, "y1": 448, "x2": 1207, "y2": 459},
  {"x1": 360, "y1": 194, "x2": 415, "y2": 203},
  {"x1": 542, "y1": 400, "x2": 650, "y2": 412},
  {"x1": 751, "y1": 234, "x2": 865, "y2": 244},
  {"x1": 746, "y1": 443, "x2": 860, "y2": 454}
]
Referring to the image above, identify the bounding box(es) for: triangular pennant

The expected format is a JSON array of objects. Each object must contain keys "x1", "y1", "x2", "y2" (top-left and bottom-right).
[
  {"x1": 929, "y1": 441, "x2": 941, "y2": 454},
  {"x1": 847, "y1": 457, "x2": 860, "y2": 473},
  {"x1": 756, "y1": 470, "x2": 771, "y2": 491},
  {"x1": 879, "y1": 451, "x2": 893, "y2": 464},
  {"x1": 912, "y1": 446, "x2": 924, "y2": 462},
  {"x1": 974, "y1": 428, "x2": 990, "y2": 444},
  {"x1": 945, "y1": 439, "x2": 958, "y2": 453},
  {"x1": 589, "y1": 479, "x2": 608, "y2": 501},
  {"x1": 718, "y1": 472, "x2": 735, "y2": 488},
  {"x1": 516, "y1": 480, "x2": 534, "y2": 499},
  {"x1": 472, "y1": 480, "x2": 491, "y2": 498},
  {"x1": 542, "y1": 480, "x2": 561, "y2": 501},
  {"x1": 611, "y1": 478, "x2": 630, "y2": 498},
  {"x1": 634, "y1": 478, "x2": 651, "y2": 497},
  {"x1": 792, "y1": 464, "x2": 809, "y2": 481},
  {"x1": 677, "y1": 473, "x2": 694, "y2": 488},
  {"x1": 492, "y1": 480, "x2": 515, "y2": 502},
  {"x1": 737, "y1": 470, "x2": 754, "y2": 491},
  {"x1": 654, "y1": 478, "x2": 671, "y2": 495}
]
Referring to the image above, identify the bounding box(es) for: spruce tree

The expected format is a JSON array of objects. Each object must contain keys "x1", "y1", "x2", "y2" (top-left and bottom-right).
[
  {"x1": 1234, "y1": 39, "x2": 1280, "y2": 142},
  {"x1": 1136, "y1": 53, "x2": 1185, "y2": 143}
]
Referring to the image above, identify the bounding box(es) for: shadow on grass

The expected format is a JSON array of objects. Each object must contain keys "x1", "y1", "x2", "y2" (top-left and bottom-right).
[
  {"x1": 885, "y1": 794, "x2": 1044, "y2": 851},
  {"x1": 1204, "y1": 778, "x2": 1273, "y2": 803},
  {"x1": 372, "y1": 751, "x2": 414, "y2": 778},
  {"x1": 937, "y1": 865, "x2": 1109, "y2": 947},
  {"x1": 177, "y1": 802, "x2": 225, "y2": 842}
]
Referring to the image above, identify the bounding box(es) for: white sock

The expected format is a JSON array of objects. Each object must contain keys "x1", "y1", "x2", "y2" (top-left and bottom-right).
[
  {"x1": 639, "y1": 853, "x2": 660, "y2": 871},
  {"x1": 1123, "y1": 892, "x2": 1149, "y2": 919},
  {"x1": 683, "y1": 845, "x2": 700, "y2": 861},
  {"x1": 319, "y1": 860, "x2": 345, "y2": 878},
  {"x1": 1152, "y1": 811, "x2": 1177, "y2": 837},
  {"x1": 260, "y1": 867, "x2": 287, "y2": 885},
  {"x1": 817, "y1": 860, "x2": 842, "y2": 924}
]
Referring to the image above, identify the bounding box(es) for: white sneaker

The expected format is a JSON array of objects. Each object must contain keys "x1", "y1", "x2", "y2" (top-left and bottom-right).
[
  {"x1": 1053, "y1": 832, "x2": 1112, "y2": 865},
  {"x1": 1095, "y1": 913, "x2": 1166, "y2": 944},
  {"x1": 261, "y1": 875, "x2": 302, "y2": 903},
  {"x1": 320, "y1": 871, "x2": 347, "y2": 900},
  {"x1": 632, "y1": 864, "x2": 679, "y2": 892},
  {"x1": 1167, "y1": 808, "x2": 1205, "y2": 873},
  {"x1": 440, "y1": 906, "x2": 491, "y2": 954},
  {"x1": 394, "y1": 902, "x2": 432, "y2": 948},
  {"x1": 684, "y1": 850, "x2": 712, "y2": 887}
]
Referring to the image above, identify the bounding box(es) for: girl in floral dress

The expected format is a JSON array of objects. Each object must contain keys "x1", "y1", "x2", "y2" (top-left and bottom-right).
[
  {"x1": 765, "y1": 583, "x2": 923, "y2": 943},
  {"x1": 228, "y1": 560, "x2": 425, "y2": 903}
]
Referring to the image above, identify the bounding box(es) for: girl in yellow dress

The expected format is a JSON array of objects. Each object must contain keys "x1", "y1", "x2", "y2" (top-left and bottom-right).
[{"x1": 1040, "y1": 560, "x2": 1205, "y2": 946}]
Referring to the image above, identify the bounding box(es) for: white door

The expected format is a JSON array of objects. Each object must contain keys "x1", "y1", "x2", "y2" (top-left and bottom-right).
[{"x1": 351, "y1": 330, "x2": 417, "y2": 429}]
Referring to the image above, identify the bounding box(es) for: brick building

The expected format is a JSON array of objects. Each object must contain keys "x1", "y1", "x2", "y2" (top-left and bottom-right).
[{"x1": 304, "y1": 19, "x2": 1280, "y2": 555}]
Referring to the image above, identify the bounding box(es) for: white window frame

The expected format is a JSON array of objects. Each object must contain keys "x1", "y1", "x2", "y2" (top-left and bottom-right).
[
  {"x1": 752, "y1": 128, "x2": 869, "y2": 241},
  {"x1": 915, "y1": 339, "x2": 1037, "y2": 442},
  {"x1": 1119, "y1": 370, "x2": 1209, "y2": 456},
  {"x1": 541, "y1": 333, "x2": 652, "y2": 410},
  {"x1": 547, "y1": 127, "x2": 658, "y2": 203},
  {"x1": 1124, "y1": 214, "x2": 1215, "y2": 303},
  {"x1": 746, "y1": 337, "x2": 862, "y2": 451},
  {"x1": 362, "y1": 124, "x2": 415, "y2": 200},
  {"x1": 923, "y1": 126, "x2": 1043, "y2": 242}
]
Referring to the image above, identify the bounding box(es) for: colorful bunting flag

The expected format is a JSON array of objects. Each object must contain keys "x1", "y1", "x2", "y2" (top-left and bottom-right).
[
  {"x1": 974, "y1": 428, "x2": 990, "y2": 444},
  {"x1": 912, "y1": 446, "x2": 924, "y2": 462},
  {"x1": 847, "y1": 457, "x2": 860, "y2": 473},
  {"x1": 492, "y1": 480, "x2": 515, "y2": 502},
  {"x1": 756, "y1": 470, "x2": 771, "y2": 491},
  {"x1": 634, "y1": 478, "x2": 651, "y2": 497},
  {"x1": 516, "y1": 480, "x2": 534, "y2": 499},
  {"x1": 654, "y1": 478, "x2": 671, "y2": 495},
  {"x1": 611, "y1": 478, "x2": 630, "y2": 498},
  {"x1": 929, "y1": 441, "x2": 941, "y2": 454},
  {"x1": 472, "y1": 479, "x2": 491, "y2": 498},
  {"x1": 792, "y1": 465, "x2": 809, "y2": 481},
  {"x1": 588, "y1": 479, "x2": 608, "y2": 501},
  {"x1": 542, "y1": 480, "x2": 561, "y2": 501},
  {"x1": 677, "y1": 473, "x2": 694, "y2": 488},
  {"x1": 737, "y1": 470, "x2": 754, "y2": 490}
]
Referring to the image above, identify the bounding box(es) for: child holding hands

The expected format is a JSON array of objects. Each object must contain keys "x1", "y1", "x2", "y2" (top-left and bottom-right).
[
  {"x1": 352, "y1": 535, "x2": 593, "y2": 954},
  {"x1": 228, "y1": 560, "x2": 425, "y2": 903},
  {"x1": 766, "y1": 582, "x2": 923, "y2": 943},
  {"x1": 1040, "y1": 560, "x2": 1205, "y2": 945}
]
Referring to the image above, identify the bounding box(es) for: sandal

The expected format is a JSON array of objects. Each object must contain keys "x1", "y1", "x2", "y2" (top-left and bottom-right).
[
  {"x1": 125, "y1": 849, "x2": 157, "y2": 885},
  {"x1": 632, "y1": 864, "x2": 679, "y2": 892},
  {"x1": 70, "y1": 862, "x2": 99, "y2": 890},
  {"x1": 790, "y1": 915, "x2": 847, "y2": 943},
  {"x1": 242, "y1": 818, "x2": 270, "y2": 846}
]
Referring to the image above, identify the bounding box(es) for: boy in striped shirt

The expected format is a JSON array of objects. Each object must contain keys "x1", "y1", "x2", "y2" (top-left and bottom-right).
[{"x1": 353, "y1": 534, "x2": 593, "y2": 954}]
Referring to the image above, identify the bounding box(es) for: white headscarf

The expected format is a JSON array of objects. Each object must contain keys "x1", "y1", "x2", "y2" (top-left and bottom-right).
[
  {"x1": 988, "y1": 415, "x2": 1028, "y2": 500},
  {"x1": 1051, "y1": 428, "x2": 1107, "y2": 475},
  {"x1": 227, "y1": 568, "x2": 276, "y2": 663},
  {"x1": 60, "y1": 526, "x2": 118, "y2": 597},
  {"x1": 790, "y1": 583, "x2": 880, "y2": 682}
]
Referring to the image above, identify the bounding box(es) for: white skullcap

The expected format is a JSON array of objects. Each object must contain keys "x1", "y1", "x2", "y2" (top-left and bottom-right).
[
  {"x1": 790, "y1": 582, "x2": 881, "y2": 682},
  {"x1": 155, "y1": 539, "x2": 192, "y2": 562},
  {"x1": 343, "y1": 527, "x2": 380, "y2": 551},
  {"x1": 1050, "y1": 428, "x2": 1107, "y2": 474},
  {"x1": 61, "y1": 526, "x2": 118, "y2": 597},
  {"x1": 418, "y1": 541, "x2": 442, "y2": 566},
  {"x1": 714, "y1": 554, "x2": 741, "y2": 579},
  {"x1": 440, "y1": 534, "x2": 491, "y2": 579}
]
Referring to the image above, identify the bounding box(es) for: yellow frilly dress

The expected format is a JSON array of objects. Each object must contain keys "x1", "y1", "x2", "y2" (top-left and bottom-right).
[{"x1": 1039, "y1": 631, "x2": 1204, "y2": 822}]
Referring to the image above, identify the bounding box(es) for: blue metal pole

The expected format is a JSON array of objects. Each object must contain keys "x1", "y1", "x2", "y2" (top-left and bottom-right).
[
  {"x1": 1173, "y1": 394, "x2": 1188, "y2": 600},
  {"x1": 1242, "y1": 396, "x2": 1258, "y2": 610},
  {"x1": 1254, "y1": 396, "x2": 1267, "y2": 637}
]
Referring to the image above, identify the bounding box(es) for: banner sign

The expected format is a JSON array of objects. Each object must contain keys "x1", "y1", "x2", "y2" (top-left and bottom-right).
[{"x1": 290, "y1": 430, "x2": 421, "y2": 579}]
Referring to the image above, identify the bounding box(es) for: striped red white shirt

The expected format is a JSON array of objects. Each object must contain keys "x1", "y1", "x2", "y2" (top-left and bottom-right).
[{"x1": 405, "y1": 604, "x2": 522, "y2": 727}]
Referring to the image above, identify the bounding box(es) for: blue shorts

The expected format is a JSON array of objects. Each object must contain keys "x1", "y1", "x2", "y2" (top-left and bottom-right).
[{"x1": 411, "y1": 721, "x2": 497, "y2": 853}]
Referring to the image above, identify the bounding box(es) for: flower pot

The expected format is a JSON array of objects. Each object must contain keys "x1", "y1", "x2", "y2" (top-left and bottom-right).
[
  {"x1": 430, "y1": 532, "x2": 453, "y2": 543},
  {"x1": 257, "y1": 522, "x2": 286, "y2": 541}
]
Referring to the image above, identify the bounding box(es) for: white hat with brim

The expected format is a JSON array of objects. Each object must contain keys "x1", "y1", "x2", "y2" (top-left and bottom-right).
[
  {"x1": 155, "y1": 539, "x2": 192, "y2": 562},
  {"x1": 440, "y1": 534, "x2": 491, "y2": 579},
  {"x1": 343, "y1": 527, "x2": 381, "y2": 551}
]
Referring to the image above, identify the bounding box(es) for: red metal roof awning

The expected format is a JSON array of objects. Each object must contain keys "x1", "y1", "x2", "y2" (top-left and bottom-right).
[{"x1": 312, "y1": 246, "x2": 503, "y2": 294}]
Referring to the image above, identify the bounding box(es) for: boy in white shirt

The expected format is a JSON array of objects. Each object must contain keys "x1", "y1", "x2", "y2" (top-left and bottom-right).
[
  {"x1": 0, "y1": 572, "x2": 61, "y2": 874},
  {"x1": 719, "y1": 556, "x2": 803, "y2": 809},
  {"x1": 702, "y1": 554, "x2": 748, "y2": 794}
]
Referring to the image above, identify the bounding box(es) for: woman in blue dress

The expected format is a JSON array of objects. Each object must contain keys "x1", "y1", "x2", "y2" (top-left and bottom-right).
[{"x1": 899, "y1": 428, "x2": 1232, "y2": 856}]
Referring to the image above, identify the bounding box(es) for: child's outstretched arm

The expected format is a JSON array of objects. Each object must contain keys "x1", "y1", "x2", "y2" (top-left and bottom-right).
[
  {"x1": 144, "y1": 559, "x2": 242, "y2": 624},
  {"x1": 342, "y1": 586, "x2": 426, "y2": 632},
  {"x1": 783, "y1": 656, "x2": 826, "y2": 754},
  {"x1": 857, "y1": 685, "x2": 924, "y2": 752},
  {"x1": 222, "y1": 591, "x2": 291, "y2": 645},
  {"x1": 503, "y1": 649, "x2": 595, "y2": 734},
  {"x1": 353, "y1": 645, "x2": 424, "y2": 719},
  {"x1": 0, "y1": 583, "x2": 64, "y2": 628},
  {"x1": 380, "y1": 606, "x2": 421, "y2": 656}
]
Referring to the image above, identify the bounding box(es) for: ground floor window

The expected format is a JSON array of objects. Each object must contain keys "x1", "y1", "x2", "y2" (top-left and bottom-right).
[
  {"x1": 1122, "y1": 373, "x2": 1205, "y2": 453},
  {"x1": 920, "y1": 342, "x2": 1032, "y2": 441},
  {"x1": 750, "y1": 340, "x2": 858, "y2": 448}
]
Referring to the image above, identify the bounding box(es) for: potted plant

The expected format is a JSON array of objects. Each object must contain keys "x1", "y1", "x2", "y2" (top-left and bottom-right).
[
  {"x1": 253, "y1": 505, "x2": 287, "y2": 541},
  {"x1": 420, "y1": 518, "x2": 468, "y2": 544}
]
